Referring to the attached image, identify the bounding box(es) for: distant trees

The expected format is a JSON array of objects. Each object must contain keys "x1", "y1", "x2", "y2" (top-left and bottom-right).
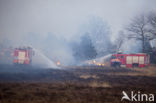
[
  {"x1": 72, "y1": 16, "x2": 114, "y2": 62},
  {"x1": 82, "y1": 16, "x2": 113, "y2": 57},
  {"x1": 80, "y1": 33, "x2": 97, "y2": 59},
  {"x1": 148, "y1": 12, "x2": 156, "y2": 63},
  {"x1": 148, "y1": 12, "x2": 156, "y2": 38},
  {"x1": 148, "y1": 12, "x2": 156, "y2": 30},
  {"x1": 114, "y1": 30, "x2": 126, "y2": 52},
  {"x1": 126, "y1": 14, "x2": 155, "y2": 53},
  {"x1": 72, "y1": 33, "x2": 97, "y2": 61},
  {"x1": 121, "y1": 12, "x2": 156, "y2": 63}
]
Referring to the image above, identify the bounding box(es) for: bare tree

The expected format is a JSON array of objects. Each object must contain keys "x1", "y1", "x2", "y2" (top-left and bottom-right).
[
  {"x1": 149, "y1": 12, "x2": 156, "y2": 27},
  {"x1": 126, "y1": 14, "x2": 155, "y2": 53},
  {"x1": 115, "y1": 30, "x2": 125, "y2": 52},
  {"x1": 148, "y1": 12, "x2": 156, "y2": 63},
  {"x1": 148, "y1": 12, "x2": 156, "y2": 36}
]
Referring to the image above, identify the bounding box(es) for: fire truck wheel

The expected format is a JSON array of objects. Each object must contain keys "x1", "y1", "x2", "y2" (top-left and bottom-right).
[
  {"x1": 112, "y1": 62, "x2": 121, "y2": 68},
  {"x1": 116, "y1": 64, "x2": 120, "y2": 68},
  {"x1": 132, "y1": 63, "x2": 139, "y2": 68}
]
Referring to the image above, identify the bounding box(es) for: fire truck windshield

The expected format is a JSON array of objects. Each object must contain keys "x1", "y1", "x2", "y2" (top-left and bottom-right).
[{"x1": 111, "y1": 56, "x2": 116, "y2": 59}]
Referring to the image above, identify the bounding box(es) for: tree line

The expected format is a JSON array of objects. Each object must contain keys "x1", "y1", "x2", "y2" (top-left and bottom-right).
[
  {"x1": 72, "y1": 12, "x2": 156, "y2": 63},
  {"x1": 115, "y1": 12, "x2": 156, "y2": 63}
]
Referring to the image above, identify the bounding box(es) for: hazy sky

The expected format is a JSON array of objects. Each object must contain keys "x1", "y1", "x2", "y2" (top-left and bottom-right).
[{"x1": 0, "y1": 0, "x2": 156, "y2": 42}]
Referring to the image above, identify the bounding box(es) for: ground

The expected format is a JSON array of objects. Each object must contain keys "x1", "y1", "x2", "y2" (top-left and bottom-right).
[{"x1": 0, "y1": 64, "x2": 156, "y2": 103}]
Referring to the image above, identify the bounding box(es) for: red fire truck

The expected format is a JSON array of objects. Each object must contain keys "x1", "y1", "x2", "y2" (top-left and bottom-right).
[
  {"x1": 110, "y1": 53, "x2": 150, "y2": 68},
  {"x1": 13, "y1": 47, "x2": 34, "y2": 65}
]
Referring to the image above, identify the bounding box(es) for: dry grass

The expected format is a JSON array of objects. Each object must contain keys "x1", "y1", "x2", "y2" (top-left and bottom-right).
[
  {"x1": 134, "y1": 64, "x2": 156, "y2": 77},
  {"x1": 89, "y1": 81, "x2": 111, "y2": 88},
  {"x1": 0, "y1": 65, "x2": 156, "y2": 103},
  {"x1": 79, "y1": 74, "x2": 99, "y2": 79},
  {"x1": 0, "y1": 83, "x2": 120, "y2": 103}
]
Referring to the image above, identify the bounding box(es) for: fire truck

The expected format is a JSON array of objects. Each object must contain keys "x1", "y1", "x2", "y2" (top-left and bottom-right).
[
  {"x1": 13, "y1": 47, "x2": 34, "y2": 65},
  {"x1": 110, "y1": 53, "x2": 150, "y2": 68}
]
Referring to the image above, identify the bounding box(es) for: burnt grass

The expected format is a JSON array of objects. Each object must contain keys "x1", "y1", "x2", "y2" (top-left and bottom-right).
[{"x1": 0, "y1": 64, "x2": 156, "y2": 103}]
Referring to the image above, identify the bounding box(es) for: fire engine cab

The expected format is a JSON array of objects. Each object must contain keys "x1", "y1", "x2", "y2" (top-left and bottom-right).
[
  {"x1": 13, "y1": 47, "x2": 34, "y2": 65},
  {"x1": 110, "y1": 53, "x2": 150, "y2": 68}
]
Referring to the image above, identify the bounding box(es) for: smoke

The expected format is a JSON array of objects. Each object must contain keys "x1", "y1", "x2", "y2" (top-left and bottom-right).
[
  {"x1": 120, "y1": 39, "x2": 142, "y2": 53},
  {"x1": 0, "y1": 0, "x2": 156, "y2": 66},
  {"x1": 0, "y1": 32, "x2": 75, "y2": 67},
  {"x1": 32, "y1": 48, "x2": 58, "y2": 68},
  {"x1": 0, "y1": 0, "x2": 156, "y2": 40},
  {"x1": 24, "y1": 33, "x2": 75, "y2": 65}
]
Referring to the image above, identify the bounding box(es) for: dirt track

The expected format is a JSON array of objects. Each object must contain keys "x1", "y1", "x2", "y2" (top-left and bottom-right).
[{"x1": 0, "y1": 64, "x2": 156, "y2": 103}]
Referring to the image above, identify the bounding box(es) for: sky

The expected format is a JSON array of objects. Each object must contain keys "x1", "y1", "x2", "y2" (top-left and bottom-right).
[{"x1": 0, "y1": 0, "x2": 156, "y2": 42}]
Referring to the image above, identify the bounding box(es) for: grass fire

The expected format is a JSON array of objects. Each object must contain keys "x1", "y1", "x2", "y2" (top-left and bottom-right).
[{"x1": 0, "y1": 0, "x2": 156, "y2": 103}]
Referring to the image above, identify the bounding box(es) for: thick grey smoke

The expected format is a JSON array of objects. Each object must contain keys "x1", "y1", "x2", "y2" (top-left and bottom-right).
[
  {"x1": 24, "y1": 33, "x2": 75, "y2": 65},
  {"x1": 0, "y1": 0, "x2": 156, "y2": 66},
  {"x1": 0, "y1": 0, "x2": 156, "y2": 40}
]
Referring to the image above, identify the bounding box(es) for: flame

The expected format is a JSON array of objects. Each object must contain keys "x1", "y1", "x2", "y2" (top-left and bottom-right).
[
  {"x1": 90, "y1": 60, "x2": 104, "y2": 66},
  {"x1": 56, "y1": 61, "x2": 61, "y2": 66},
  {"x1": 96, "y1": 63, "x2": 104, "y2": 66},
  {"x1": 93, "y1": 60, "x2": 96, "y2": 63}
]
